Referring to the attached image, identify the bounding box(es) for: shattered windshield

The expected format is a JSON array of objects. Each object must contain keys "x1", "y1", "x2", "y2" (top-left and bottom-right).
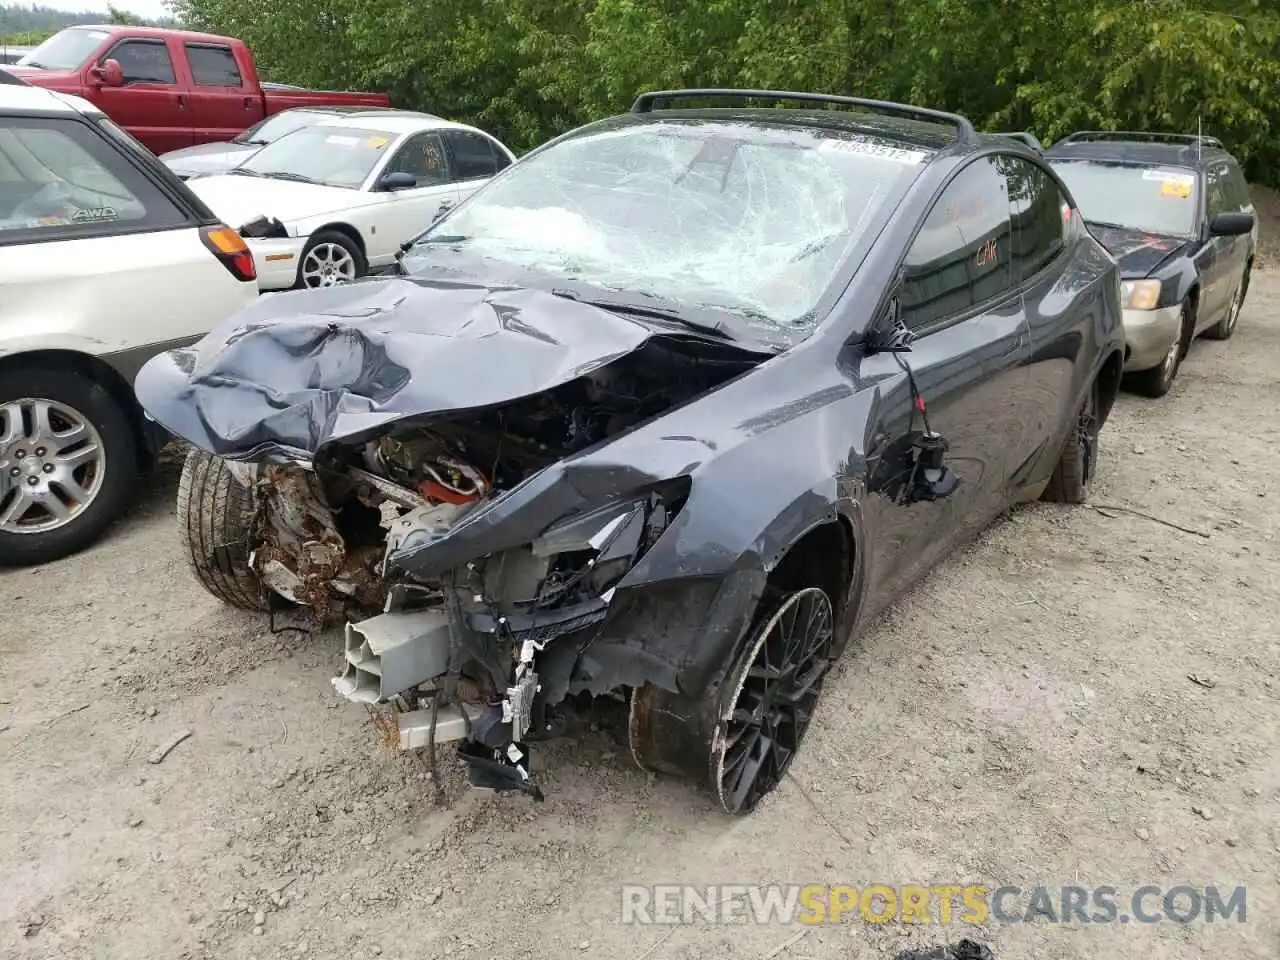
[
  {"x1": 1049, "y1": 159, "x2": 1199, "y2": 238},
  {"x1": 413, "y1": 120, "x2": 930, "y2": 333}
]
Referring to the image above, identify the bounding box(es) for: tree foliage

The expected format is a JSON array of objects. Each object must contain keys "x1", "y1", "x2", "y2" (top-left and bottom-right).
[{"x1": 169, "y1": 0, "x2": 1280, "y2": 183}]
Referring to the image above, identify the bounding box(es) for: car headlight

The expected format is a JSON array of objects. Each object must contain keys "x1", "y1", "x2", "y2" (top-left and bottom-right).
[
  {"x1": 1122, "y1": 279, "x2": 1162, "y2": 311},
  {"x1": 527, "y1": 480, "x2": 690, "y2": 599}
]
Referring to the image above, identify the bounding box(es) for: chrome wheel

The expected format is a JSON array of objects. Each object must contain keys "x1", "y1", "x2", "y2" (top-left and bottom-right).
[
  {"x1": 1159, "y1": 333, "x2": 1180, "y2": 378},
  {"x1": 712, "y1": 587, "x2": 835, "y2": 815},
  {"x1": 300, "y1": 242, "x2": 357, "y2": 288},
  {"x1": 0, "y1": 398, "x2": 105, "y2": 534}
]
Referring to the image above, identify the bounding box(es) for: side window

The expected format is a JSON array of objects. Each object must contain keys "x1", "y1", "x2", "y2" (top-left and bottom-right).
[
  {"x1": 385, "y1": 132, "x2": 450, "y2": 187},
  {"x1": 1205, "y1": 163, "x2": 1229, "y2": 219},
  {"x1": 0, "y1": 116, "x2": 188, "y2": 243},
  {"x1": 106, "y1": 40, "x2": 176, "y2": 85},
  {"x1": 1000, "y1": 156, "x2": 1069, "y2": 282},
  {"x1": 1225, "y1": 162, "x2": 1252, "y2": 212},
  {"x1": 445, "y1": 130, "x2": 500, "y2": 180},
  {"x1": 900, "y1": 156, "x2": 1013, "y2": 331},
  {"x1": 185, "y1": 44, "x2": 243, "y2": 87}
]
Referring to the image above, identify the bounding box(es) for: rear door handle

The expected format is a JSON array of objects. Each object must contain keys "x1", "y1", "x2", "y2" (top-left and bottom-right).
[
  {"x1": 175, "y1": 93, "x2": 187, "y2": 108},
  {"x1": 243, "y1": 96, "x2": 253, "y2": 109}
]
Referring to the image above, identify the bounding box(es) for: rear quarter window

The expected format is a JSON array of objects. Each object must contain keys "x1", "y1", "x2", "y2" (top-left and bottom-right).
[
  {"x1": 999, "y1": 155, "x2": 1069, "y2": 281},
  {"x1": 0, "y1": 116, "x2": 189, "y2": 245}
]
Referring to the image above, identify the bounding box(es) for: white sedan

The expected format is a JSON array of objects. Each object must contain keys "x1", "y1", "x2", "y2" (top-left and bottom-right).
[{"x1": 187, "y1": 115, "x2": 517, "y2": 290}]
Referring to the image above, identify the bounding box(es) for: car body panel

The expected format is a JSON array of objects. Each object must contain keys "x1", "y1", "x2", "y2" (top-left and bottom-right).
[{"x1": 158, "y1": 139, "x2": 258, "y2": 178}]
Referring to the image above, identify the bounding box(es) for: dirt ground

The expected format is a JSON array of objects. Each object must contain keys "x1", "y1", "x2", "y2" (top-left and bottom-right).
[{"x1": 4, "y1": 274, "x2": 1279, "y2": 960}]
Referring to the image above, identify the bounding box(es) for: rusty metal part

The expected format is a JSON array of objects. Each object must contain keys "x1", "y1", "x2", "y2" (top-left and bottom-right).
[{"x1": 250, "y1": 465, "x2": 388, "y2": 614}]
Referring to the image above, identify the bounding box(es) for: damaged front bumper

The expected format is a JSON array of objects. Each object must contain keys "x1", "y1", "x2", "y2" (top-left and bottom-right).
[{"x1": 248, "y1": 458, "x2": 696, "y2": 798}]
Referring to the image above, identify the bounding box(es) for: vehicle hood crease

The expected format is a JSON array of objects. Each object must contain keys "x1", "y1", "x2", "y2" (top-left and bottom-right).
[{"x1": 134, "y1": 277, "x2": 737, "y2": 459}]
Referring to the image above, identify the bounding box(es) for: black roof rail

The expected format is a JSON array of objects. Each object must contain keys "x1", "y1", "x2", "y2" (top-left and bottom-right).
[
  {"x1": 1058, "y1": 130, "x2": 1223, "y2": 149},
  {"x1": 630, "y1": 88, "x2": 976, "y2": 143},
  {"x1": 985, "y1": 130, "x2": 1042, "y2": 151}
]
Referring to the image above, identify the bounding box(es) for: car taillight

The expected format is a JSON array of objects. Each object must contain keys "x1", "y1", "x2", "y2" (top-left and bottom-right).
[{"x1": 200, "y1": 224, "x2": 257, "y2": 282}]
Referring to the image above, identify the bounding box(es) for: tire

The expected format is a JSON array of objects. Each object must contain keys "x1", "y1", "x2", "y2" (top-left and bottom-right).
[
  {"x1": 295, "y1": 229, "x2": 366, "y2": 289},
  {"x1": 1127, "y1": 300, "x2": 1191, "y2": 398},
  {"x1": 0, "y1": 367, "x2": 137, "y2": 567},
  {"x1": 629, "y1": 586, "x2": 836, "y2": 815},
  {"x1": 1040, "y1": 376, "x2": 1099, "y2": 505},
  {"x1": 1203, "y1": 271, "x2": 1246, "y2": 341},
  {"x1": 177, "y1": 446, "x2": 269, "y2": 611}
]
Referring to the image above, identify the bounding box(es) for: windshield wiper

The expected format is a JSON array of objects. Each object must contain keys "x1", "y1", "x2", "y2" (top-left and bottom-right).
[
  {"x1": 260, "y1": 171, "x2": 319, "y2": 184},
  {"x1": 550, "y1": 288, "x2": 732, "y2": 340},
  {"x1": 22, "y1": 60, "x2": 48, "y2": 68},
  {"x1": 228, "y1": 167, "x2": 262, "y2": 177}
]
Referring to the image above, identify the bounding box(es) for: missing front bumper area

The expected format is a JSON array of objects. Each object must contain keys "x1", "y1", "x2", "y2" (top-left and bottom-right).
[{"x1": 332, "y1": 593, "x2": 607, "y2": 801}]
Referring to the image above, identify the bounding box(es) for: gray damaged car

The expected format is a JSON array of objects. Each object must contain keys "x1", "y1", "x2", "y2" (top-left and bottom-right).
[{"x1": 135, "y1": 90, "x2": 1124, "y2": 813}]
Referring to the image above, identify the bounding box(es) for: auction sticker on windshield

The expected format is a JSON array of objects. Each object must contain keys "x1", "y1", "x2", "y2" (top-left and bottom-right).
[
  {"x1": 818, "y1": 139, "x2": 928, "y2": 165},
  {"x1": 325, "y1": 135, "x2": 361, "y2": 147},
  {"x1": 1141, "y1": 169, "x2": 1196, "y2": 185}
]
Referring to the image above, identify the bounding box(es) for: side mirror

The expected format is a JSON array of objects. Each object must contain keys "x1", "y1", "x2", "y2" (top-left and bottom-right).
[
  {"x1": 1209, "y1": 211, "x2": 1254, "y2": 237},
  {"x1": 378, "y1": 171, "x2": 417, "y2": 191},
  {"x1": 91, "y1": 58, "x2": 124, "y2": 86},
  {"x1": 864, "y1": 275, "x2": 915, "y2": 354}
]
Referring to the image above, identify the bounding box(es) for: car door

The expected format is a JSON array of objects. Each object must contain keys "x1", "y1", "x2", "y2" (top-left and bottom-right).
[
  {"x1": 859, "y1": 155, "x2": 1030, "y2": 607},
  {"x1": 1222, "y1": 160, "x2": 1255, "y2": 293},
  {"x1": 442, "y1": 128, "x2": 512, "y2": 204},
  {"x1": 998, "y1": 153, "x2": 1085, "y2": 481},
  {"x1": 1198, "y1": 160, "x2": 1234, "y2": 326},
  {"x1": 91, "y1": 37, "x2": 193, "y2": 152},
  {"x1": 365, "y1": 130, "x2": 459, "y2": 264},
  {"x1": 181, "y1": 41, "x2": 261, "y2": 145}
]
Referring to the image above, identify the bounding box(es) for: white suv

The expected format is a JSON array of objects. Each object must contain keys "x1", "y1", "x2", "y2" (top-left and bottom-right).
[{"x1": 0, "y1": 83, "x2": 258, "y2": 566}]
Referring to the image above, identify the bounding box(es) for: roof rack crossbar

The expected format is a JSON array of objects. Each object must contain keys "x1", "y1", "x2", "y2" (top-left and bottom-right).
[
  {"x1": 1058, "y1": 130, "x2": 1222, "y2": 148},
  {"x1": 630, "y1": 88, "x2": 976, "y2": 143}
]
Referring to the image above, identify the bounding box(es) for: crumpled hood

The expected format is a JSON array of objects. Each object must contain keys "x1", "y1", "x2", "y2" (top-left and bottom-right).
[
  {"x1": 134, "y1": 277, "x2": 687, "y2": 460},
  {"x1": 1088, "y1": 223, "x2": 1190, "y2": 279},
  {"x1": 187, "y1": 173, "x2": 374, "y2": 230},
  {"x1": 160, "y1": 141, "x2": 259, "y2": 176}
]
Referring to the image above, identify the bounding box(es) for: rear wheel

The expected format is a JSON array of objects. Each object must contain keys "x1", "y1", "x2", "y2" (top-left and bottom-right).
[
  {"x1": 1128, "y1": 300, "x2": 1191, "y2": 398},
  {"x1": 1040, "y1": 377, "x2": 1099, "y2": 504},
  {"x1": 629, "y1": 586, "x2": 836, "y2": 815},
  {"x1": 177, "y1": 446, "x2": 268, "y2": 611},
  {"x1": 0, "y1": 368, "x2": 137, "y2": 566}
]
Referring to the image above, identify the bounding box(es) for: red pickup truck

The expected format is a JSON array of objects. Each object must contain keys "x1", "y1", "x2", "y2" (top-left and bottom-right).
[{"x1": 4, "y1": 25, "x2": 391, "y2": 154}]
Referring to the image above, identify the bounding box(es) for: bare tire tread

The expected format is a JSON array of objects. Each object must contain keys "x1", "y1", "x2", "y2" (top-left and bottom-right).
[{"x1": 177, "y1": 447, "x2": 267, "y2": 611}]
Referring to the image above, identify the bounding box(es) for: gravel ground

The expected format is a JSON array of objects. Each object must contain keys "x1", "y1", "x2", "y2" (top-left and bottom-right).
[{"x1": 3, "y1": 272, "x2": 1279, "y2": 960}]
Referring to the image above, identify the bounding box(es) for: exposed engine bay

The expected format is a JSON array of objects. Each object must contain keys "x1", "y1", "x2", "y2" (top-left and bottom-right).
[{"x1": 235, "y1": 338, "x2": 757, "y2": 797}]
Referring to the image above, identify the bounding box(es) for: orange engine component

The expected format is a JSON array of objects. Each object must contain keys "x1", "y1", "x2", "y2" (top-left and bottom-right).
[{"x1": 417, "y1": 455, "x2": 490, "y2": 504}]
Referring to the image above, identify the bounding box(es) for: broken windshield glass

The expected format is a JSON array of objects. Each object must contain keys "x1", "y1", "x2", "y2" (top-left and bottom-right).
[{"x1": 411, "y1": 120, "x2": 929, "y2": 333}]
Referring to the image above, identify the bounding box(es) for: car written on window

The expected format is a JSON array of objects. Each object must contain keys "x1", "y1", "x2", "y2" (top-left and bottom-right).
[
  {"x1": 184, "y1": 113, "x2": 515, "y2": 290},
  {"x1": 137, "y1": 89, "x2": 1125, "y2": 815},
  {"x1": 1046, "y1": 131, "x2": 1256, "y2": 398}
]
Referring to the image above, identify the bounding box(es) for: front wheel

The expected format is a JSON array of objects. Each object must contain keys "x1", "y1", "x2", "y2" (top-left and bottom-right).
[
  {"x1": 629, "y1": 586, "x2": 836, "y2": 815},
  {"x1": 1203, "y1": 277, "x2": 1245, "y2": 341},
  {"x1": 0, "y1": 368, "x2": 137, "y2": 566},
  {"x1": 1128, "y1": 300, "x2": 1191, "y2": 398},
  {"x1": 177, "y1": 447, "x2": 269, "y2": 611},
  {"x1": 296, "y1": 229, "x2": 366, "y2": 289}
]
